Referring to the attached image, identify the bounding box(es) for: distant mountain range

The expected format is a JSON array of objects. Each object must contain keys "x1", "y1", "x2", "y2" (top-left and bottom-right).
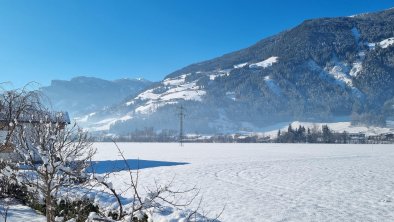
[
  {"x1": 43, "y1": 8, "x2": 394, "y2": 135},
  {"x1": 40, "y1": 76, "x2": 153, "y2": 117}
]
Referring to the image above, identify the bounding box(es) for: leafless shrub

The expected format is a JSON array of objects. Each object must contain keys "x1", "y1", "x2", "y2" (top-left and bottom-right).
[{"x1": 0, "y1": 85, "x2": 96, "y2": 222}]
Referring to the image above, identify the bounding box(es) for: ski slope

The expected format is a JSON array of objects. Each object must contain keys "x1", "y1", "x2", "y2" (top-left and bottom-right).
[{"x1": 92, "y1": 143, "x2": 394, "y2": 222}]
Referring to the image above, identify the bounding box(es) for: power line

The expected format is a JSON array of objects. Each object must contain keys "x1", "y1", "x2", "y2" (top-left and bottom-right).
[{"x1": 178, "y1": 105, "x2": 185, "y2": 146}]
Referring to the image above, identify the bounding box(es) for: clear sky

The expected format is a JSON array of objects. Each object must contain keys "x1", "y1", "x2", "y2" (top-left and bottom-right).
[{"x1": 0, "y1": 0, "x2": 393, "y2": 88}]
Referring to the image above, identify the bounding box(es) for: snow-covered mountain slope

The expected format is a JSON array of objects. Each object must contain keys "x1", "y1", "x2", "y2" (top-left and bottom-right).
[
  {"x1": 379, "y1": 37, "x2": 394, "y2": 48},
  {"x1": 40, "y1": 76, "x2": 153, "y2": 118},
  {"x1": 249, "y1": 56, "x2": 279, "y2": 68},
  {"x1": 129, "y1": 74, "x2": 206, "y2": 114},
  {"x1": 82, "y1": 8, "x2": 394, "y2": 135}
]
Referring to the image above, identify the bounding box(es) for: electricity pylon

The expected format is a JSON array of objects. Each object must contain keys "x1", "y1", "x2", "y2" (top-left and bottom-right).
[{"x1": 178, "y1": 105, "x2": 185, "y2": 146}]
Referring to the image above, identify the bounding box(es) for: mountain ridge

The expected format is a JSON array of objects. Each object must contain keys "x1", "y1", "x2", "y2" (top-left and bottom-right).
[
  {"x1": 167, "y1": 8, "x2": 394, "y2": 79},
  {"x1": 78, "y1": 7, "x2": 394, "y2": 135},
  {"x1": 41, "y1": 76, "x2": 154, "y2": 118}
]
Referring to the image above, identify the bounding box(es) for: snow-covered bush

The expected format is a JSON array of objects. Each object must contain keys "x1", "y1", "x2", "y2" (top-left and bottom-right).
[
  {"x1": 53, "y1": 198, "x2": 99, "y2": 222},
  {"x1": 0, "y1": 89, "x2": 96, "y2": 222},
  {"x1": 11, "y1": 120, "x2": 95, "y2": 222}
]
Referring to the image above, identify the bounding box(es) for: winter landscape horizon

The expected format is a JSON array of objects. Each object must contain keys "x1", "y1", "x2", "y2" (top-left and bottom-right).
[{"x1": 1, "y1": 1, "x2": 394, "y2": 222}]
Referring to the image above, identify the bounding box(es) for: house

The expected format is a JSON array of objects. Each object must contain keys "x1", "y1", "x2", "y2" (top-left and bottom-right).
[
  {"x1": 386, "y1": 133, "x2": 394, "y2": 141},
  {"x1": 348, "y1": 132, "x2": 366, "y2": 144},
  {"x1": 366, "y1": 133, "x2": 394, "y2": 144},
  {"x1": 0, "y1": 110, "x2": 70, "y2": 162}
]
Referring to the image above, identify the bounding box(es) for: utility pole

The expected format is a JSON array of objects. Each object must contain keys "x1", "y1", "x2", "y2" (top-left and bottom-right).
[{"x1": 178, "y1": 105, "x2": 185, "y2": 146}]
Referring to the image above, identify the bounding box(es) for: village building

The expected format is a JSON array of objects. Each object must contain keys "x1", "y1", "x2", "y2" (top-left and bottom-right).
[{"x1": 0, "y1": 110, "x2": 70, "y2": 162}]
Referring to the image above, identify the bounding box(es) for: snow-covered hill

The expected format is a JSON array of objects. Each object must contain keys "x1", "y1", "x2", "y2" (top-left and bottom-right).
[{"x1": 129, "y1": 74, "x2": 206, "y2": 114}]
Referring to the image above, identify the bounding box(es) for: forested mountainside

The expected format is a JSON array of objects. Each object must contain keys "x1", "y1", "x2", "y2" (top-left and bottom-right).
[{"x1": 82, "y1": 8, "x2": 394, "y2": 134}]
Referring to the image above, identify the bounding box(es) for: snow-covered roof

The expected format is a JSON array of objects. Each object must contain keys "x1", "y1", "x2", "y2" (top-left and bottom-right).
[{"x1": 0, "y1": 110, "x2": 70, "y2": 125}]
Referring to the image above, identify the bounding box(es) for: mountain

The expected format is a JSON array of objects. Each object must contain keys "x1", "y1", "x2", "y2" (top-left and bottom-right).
[
  {"x1": 83, "y1": 8, "x2": 394, "y2": 135},
  {"x1": 40, "y1": 76, "x2": 153, "y2": 118}
]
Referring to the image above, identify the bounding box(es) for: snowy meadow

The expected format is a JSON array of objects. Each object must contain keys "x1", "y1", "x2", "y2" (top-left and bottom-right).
[{"x1": 89, "y1": 143, "x2": 394, "y2": 222}]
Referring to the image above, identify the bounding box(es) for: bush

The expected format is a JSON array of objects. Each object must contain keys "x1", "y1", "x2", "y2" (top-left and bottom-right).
[{"x1": 55, "y1": 199, "x2": 99, "y2": 222}]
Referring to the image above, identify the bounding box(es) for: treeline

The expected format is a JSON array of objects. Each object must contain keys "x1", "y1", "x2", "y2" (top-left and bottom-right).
[
  {"x1": 275, "y1": 124, "x2": 394, "y2": 144},
  {"x1": 276, "y1": 124, "x2": 338, "y2": 143},
  {"x1": 185, "y1": 134, "x2": 270, "y2": 143},
  {"x1": 93, "y1": 127, "x2": 271, "y2": 143},
  {"x1": 95, "y1": 127, "x2": 179, "y2": 142},
  {"x1": 92, "y1": 126, "x2": 394, "y2": 144}
]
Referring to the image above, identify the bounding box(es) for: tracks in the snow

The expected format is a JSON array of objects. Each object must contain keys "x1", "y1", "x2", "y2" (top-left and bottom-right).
[{"x1": 202, "y1": 154, "x2": 394, "y2": 221}]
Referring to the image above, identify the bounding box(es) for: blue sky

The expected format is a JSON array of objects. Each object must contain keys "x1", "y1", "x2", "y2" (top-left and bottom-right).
[{"x1": 0, "y1": 0, "x2": 393, "y2": 88}]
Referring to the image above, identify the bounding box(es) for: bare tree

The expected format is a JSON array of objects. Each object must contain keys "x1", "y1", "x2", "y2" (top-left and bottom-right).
[
  {"x1": 2, "y1": 112, "x2": 95, "y2": 222},
  {"x1": 0, "y1": 84, "x2": 43, "y2": 152}
]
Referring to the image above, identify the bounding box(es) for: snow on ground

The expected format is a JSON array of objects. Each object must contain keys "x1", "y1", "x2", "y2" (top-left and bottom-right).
[
  {"x1": 349, "y1": 61, "x2": 362, "y2": 77},
  {"x1": 162, "y1": 82, "x2": 205, "y2": 101},
  {"x1": 249, "y1": 57, "x2": 278, "y2": 68},
  {"x1": 324, "y1": 58, "x2": 352, "y2": 87},
  {"x1": 308, "y1": 59, "x2": 364, "y2": 97},
  {"x1": 135, "y1": 88, "x2": 162, "y2": 101},
  {"x1": 366, "y1": 42, "x2": 376, "y2": 50},
  {"x1": 225, "y1": 92, "x2": 236, "y2": 101},
  {"x1": 364, "y1": 37, "x2": 394, "y2": 50},
  {"x1": 379, "y1": 37, "x2": 394, "y2": 49},
  {"x1": 128, "y1": 74, "x2": 206, "y2": 115},
  {"x1": 74, "y1": 112, "x2": 96, "y2": 123},
  {"x1": 92, "y1": 143, "x2": 394, "y2": 222},
  {"x1": 0, "y1": 198, "x2": 45, "y2": 222},
  {"x1": 86, "y1": 115, "x2": 132, "y2": 131},
  {"x1": 133, "y1": 82, "x2": 205, "y2": 115},
  {"x1": 233, "y1": 62, "x2": 248, "y2": 69},
  {"x1": 163, "y1": 74, "x2": 189, "y2": 86},
  {"x1": 88, "y1": 117, "x2": 119, "y2": 131},
  {"x1": 208, "y1": 70, "x2": 230, "y2": 80},
  {"x1": 348, "y1": 12, "x2": 370, "y2": 18}
]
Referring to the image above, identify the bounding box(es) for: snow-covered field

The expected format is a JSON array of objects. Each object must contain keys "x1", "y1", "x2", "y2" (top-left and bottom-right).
[
  {"x1": 92, "y1": 143, "x2": 394, "y2": 222},
  {"x1": 3, "y1": 143, "x2": 394, "y2": 221}
]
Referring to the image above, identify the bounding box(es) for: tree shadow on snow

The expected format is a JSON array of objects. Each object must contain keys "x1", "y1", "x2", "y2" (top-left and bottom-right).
[{"x1": 87, "y1": 159, "x2": 189, "y2": 174}]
